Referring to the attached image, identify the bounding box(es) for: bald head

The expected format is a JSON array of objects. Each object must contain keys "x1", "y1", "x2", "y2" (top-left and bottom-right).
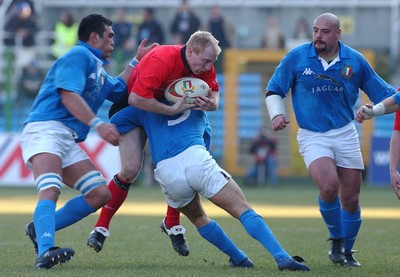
[
  {"x1": 312, "y1": 13, "x2": 341, "y2": 59},
  {"x1": 314, "y1": 13, "x2": 340, "y2": 30}
]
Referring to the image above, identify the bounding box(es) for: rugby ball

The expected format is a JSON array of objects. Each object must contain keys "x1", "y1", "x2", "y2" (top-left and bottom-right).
[{"x1": 165, "y1": 77, "x2": 209, "y2": 104}]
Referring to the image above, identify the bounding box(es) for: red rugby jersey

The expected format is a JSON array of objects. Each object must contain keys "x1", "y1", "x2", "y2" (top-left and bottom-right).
[{"x1": 127, "y1": 45, "x2": 219, "y2": 99}]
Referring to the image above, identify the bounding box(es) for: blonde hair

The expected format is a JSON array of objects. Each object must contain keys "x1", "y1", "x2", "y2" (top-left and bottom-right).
[{"x1": 186, "y1": 30, "x2": 221, "y2": 55}]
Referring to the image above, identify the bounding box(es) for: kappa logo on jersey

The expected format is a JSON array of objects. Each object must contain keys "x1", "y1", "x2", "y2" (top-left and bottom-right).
[
  {"x1": 302, "y1": 68, "x2": 315, "y2": 75},
  {"x1": 341, "y1": 65, "x2": 353, "y2": 79}
]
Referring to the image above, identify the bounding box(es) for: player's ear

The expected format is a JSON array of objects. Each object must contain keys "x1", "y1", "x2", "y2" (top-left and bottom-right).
[
  {"x1": 89, "y1": 32, "x2": 99, "y2": 43},
  {"x1": 186, "y1": 46, "x2": 193, "y2": 57}
]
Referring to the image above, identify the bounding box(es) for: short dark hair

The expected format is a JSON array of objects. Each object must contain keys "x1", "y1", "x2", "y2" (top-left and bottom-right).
[{"x1": 78, "y1": 14, "x2": 112, "y2": 42}]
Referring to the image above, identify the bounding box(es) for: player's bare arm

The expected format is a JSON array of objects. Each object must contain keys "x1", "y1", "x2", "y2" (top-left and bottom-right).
[
  {"x1": 390, "y1": 130, "x2": 400, "y2": 199},
  {"x1": 128, "y1": 92, "x2": 195, "y2": 115},
  {"x1": 265, "y1": 92, "x2": 290, "y2": 131},
  {"x1": 356, "y1": 96, "x2": 400, "y2": 123},
  {"x1": 60, "y1": 90, "x2": 120, "y2": 145}
]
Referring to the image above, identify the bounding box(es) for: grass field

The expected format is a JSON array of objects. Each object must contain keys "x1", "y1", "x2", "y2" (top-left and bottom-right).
[{"x1": 1, "y1": 181, "x2": 399, "y2": 277}]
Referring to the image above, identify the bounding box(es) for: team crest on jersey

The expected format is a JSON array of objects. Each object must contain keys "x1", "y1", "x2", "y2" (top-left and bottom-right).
[
  {"x1": 341, "y1": 65, "x2": 353, "y2": 79},
  {"x1": 182, "y1": 80, "x2": 194, "y2": 92}
]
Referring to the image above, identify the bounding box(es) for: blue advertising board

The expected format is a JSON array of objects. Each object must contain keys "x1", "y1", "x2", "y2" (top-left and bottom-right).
[{"x1": 368, "y1": 136, "x2": 390, "y2": 186}]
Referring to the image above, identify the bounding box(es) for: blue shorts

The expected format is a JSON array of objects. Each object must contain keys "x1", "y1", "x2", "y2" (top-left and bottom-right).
[{"x1": 110, "y1": 106, "x2": 144, "y2": 135}]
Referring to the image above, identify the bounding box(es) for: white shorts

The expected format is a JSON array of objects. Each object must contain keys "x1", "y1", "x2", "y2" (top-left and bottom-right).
[
  {"x1": 19, "y1": 121, "x2": 89, "y2": 169},
  {"x1": 153, "y1": 145, "x2": 230, "y2": 209},
  {"x1": 297, "y1": 122, "x2": 364, "y2": 169}
]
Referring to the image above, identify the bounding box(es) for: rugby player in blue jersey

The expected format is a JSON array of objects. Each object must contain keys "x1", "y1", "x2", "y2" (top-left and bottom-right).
[
  {"x1": 265, "y1": 13, "x2": 396, "y2": 267},
  {"x1": 19, "y1": 14, "x2": 157, "y2": 269},
  {"x1": 108, "y1": 99, "x2": 310, "y2": 271}
]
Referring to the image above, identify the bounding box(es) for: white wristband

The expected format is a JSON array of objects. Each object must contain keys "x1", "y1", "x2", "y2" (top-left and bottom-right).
[
  {"x1": 372, "y1": 102, "x2": 386, "y2": 116},
  {"x1": 89, "y1": 117, "x2": 104, "y2": 130},
  {"x1": 265, "y1": 94, "x2": 285, "y2": 120},
  {"x1": 129, "y1": 57, "x2": 139, "y2": 67},
  {"x1": 362, "y1": 103, "x2": 385, "y2": 119}
]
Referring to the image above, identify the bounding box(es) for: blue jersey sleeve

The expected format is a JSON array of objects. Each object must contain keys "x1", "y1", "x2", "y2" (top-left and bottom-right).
[
  {"x1": 358, "y1": 56, "x2": 396, "y2": 103},
  {"x1": 55, "y1": 47, "x2": 88, "y2": 94},
  {"x1": 105, "y1": 76, "x2": 127, "y2": 103},
  {"x1": 267, "y1": 54, "x2": 293, "y2": 98}
]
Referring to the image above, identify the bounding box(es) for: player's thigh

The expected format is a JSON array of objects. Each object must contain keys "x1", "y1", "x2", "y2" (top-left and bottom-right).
[
  {"x1": 209, "y1": 178, "x2": 251, "y2": 219},
  {"x1": 308, "y1": 157, "x2": 339, "y2": 187},
  {"x1": 119, "y1": 127, "x2": 147, "y2": 170},
  {"x1": 179, "y1": 194, "x2": 209, "y2": 227},
  {"x1": 30, "y1": 153, "x2": 63, "y2": 178},
  {"x1": 62, "y1": 158, "x2": 98, "y2": 187}
]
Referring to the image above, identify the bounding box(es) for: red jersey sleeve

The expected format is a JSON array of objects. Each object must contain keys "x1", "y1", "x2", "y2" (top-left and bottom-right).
[{"x1": 131, "y1": 55, "x2": 168, "y2": 99}]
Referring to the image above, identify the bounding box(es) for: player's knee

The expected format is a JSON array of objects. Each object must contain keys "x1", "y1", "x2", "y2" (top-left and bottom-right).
[
  {"x1": 120, "y1": 162, "x2": 142, "y2": 183},
  {"x1": 38, "y1": 186, "x2": 61, "y2": 201},
  {"x1": 340, "y1": 194, "x2": 360, "y2": 211},
  {"x1": 92, "y1": 185, "x2": 111, "y2": 207},
  {"x1": 319, "y1": 186, "x2": 339, "y2": 201},
  {"x1": 36, "y1": 173, "x2": 63, "y2": 200}
]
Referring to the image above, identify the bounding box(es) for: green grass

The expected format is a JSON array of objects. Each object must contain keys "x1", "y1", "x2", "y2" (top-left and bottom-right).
[{"x1": 0, "y1": 182, "x2": 399, "y2": 277}]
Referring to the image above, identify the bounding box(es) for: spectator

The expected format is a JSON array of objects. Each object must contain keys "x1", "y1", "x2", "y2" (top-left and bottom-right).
[
  {"x1": 4, "y1": 0, "x2": 37, "y2": 47},
  {"x1": 137, "y1": 7, "x2": 165, "y2": 46},
  {"x1": 51, "y1": 11, "x2": 78, "y2": 59},
  {"x1": 286, "y1": 17, "x2": 311, "y2": 49},
  {"x1": 112, "y1": 8, "x2": 135, "y2": 72},
  {"x1": 245, "y1": 128, "x2": 278, "y2": 186},
  {"x1": 4, "y1": 0, "x2": 38, "y2": 67},
  {"x1": 17, "y1": 59, "x2": 44, "y2": 104},
  {"x1": 204, "y1": 5, "x2": 235, "y2": 72},
  {"x1": 170, "y1": 0, "x2": 200, "y2": 45},
  {"x1": 293, "y1": 17, "x2": 311, "y2": 40},
  {"x1": 261, "y1": 16, "x2": 285, "y2": 49}
]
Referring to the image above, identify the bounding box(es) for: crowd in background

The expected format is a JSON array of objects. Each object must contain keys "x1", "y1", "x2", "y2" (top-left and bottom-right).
[{"x1": 2, "y1": 0, "x2": 304, "y2": 91}]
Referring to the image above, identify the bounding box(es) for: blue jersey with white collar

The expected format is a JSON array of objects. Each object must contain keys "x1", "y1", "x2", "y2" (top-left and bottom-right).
[
  {"x1": 25, "y1": 41, "x2": 127, "y2": 142},
  {"x1": 267, "y1": 41, "x2": 396, "y2": 132}
]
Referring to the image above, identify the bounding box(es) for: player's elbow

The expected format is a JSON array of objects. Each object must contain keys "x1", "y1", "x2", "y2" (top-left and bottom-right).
[{"x1": 128, "y1": 92, "x2": 141, "y2": 107}]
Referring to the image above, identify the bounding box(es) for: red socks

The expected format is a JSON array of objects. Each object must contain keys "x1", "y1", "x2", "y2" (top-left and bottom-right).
[
  {"x1": 95, "y1": 175, "x2": 181, "y2": 230},
  {"x1": 165, "y1": 205, "x2": 181, "y2": 227},
  {"x1": 95, "y1": 175, "x2": 129, "y2": 229}
]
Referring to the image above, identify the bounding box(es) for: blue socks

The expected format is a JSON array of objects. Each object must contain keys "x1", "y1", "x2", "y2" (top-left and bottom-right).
[
  {"x1": 319, "y1": 196, "x2": 343, "y2": 239},
  {"x1": 342, "y1": 209, "x2": 362, "y2": 252},
  {"x1": 319, "y1": 196, "x2": 362, "y2": 251},
  {"x1": 33, "y1": 196, "x2": 96, "y2": 255},
  {"x1": 240, "y1": 209, "x2": 289, "y2": 261},
  {"x1": 198, "y1": 220, "x2": 247, "y2": 265},
  {"x1": 55, "y1": 195, "x2": 96, "y2": 230},
  {"x1": 34, "y1": 199, "x2": 56, "y2": 256}
]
